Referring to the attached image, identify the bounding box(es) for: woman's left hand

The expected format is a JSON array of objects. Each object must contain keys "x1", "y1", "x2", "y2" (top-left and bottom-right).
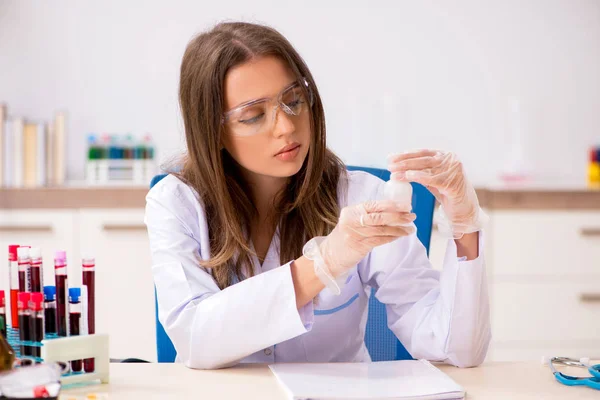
[{"x1": 387, "y1": 150, "x2": 487, "y2": 239}]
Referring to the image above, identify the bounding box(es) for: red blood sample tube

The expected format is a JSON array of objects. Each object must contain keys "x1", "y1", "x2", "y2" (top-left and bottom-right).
[
  {"x1": 54, "y1": 251, "x2": 69, "y2": 337},
  {"x1": 82, "y1": 255, "x2": 95, "y2": 372},
  {"x1": 18, "y1": 292, "x2": 32, "y2": 356},
  {"x1": 17, "y1": 247, "x2": 31, "y2": 293},
  {"x1": 8, "y1": 245, "x2": 20, "y2": 328},
  {"x1": 69, "y1": 288, "x2": 82, "y2": 372},
  {"x1": 29, "y1": 247, "x2": 44, "y2": 293},
  {"x1": 29, "y1": 292, "x2": 44, "y2": 359},
  {"x1": 0, "y1": 291, "x2": 6, "y2": 337}
]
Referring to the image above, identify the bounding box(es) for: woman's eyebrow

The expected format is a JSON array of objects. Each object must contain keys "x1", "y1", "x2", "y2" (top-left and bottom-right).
[{"x1": 228, "y1": 80, "x2": 297, "y2": 112}]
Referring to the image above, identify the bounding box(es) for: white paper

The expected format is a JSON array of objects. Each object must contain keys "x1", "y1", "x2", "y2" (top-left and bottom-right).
[{"x1": 269, "y1": 360, "x2": 465, "y2": 400}]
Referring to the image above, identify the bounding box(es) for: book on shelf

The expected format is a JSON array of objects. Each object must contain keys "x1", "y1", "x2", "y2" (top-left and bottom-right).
[{"x1": 0, "y1": 106, "x2": 66, "y2": 188}]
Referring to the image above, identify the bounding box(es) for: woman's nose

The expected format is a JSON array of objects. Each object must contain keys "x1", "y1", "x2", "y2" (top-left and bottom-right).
[{"x1": 270, "y1": 105, "x2": 295, "y2": 137}]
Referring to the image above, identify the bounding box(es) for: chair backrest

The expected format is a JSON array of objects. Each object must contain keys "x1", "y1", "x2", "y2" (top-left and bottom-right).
[
  {"x1": 150, "y1": 167, "x2": 435, "y2": 362},
  {"x1": 149, "y1": 173, "x2": 178, "y2": 363},
  {"x1": 347, "y1": 166, "x2": 435, "y2": 361}
]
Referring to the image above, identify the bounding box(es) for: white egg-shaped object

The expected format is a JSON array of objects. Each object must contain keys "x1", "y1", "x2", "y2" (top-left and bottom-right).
[{"x1": 383, "y1": 180, "x2": 413, "y2": 208}]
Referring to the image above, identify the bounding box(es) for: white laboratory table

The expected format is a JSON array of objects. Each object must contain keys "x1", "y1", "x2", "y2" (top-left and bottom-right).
[{"x1": 60, "y1": 361, "x2": 599, "y2": 399}]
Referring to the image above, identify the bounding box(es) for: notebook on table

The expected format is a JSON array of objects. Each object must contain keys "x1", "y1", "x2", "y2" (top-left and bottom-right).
[{"x1": 268, "y1": 359, "x2": 465, "y2": 400}]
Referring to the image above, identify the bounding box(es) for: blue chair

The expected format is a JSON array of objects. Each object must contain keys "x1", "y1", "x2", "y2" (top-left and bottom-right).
[
  {"x1": 150, "y1": 166, "x2": 435, "y2": 363},
  {"x1": 150, "y1": 173, "x2": 178, "y2": 363},
  {"x1": 347, "y1": 166, "x2": 435, "y2": 361}
]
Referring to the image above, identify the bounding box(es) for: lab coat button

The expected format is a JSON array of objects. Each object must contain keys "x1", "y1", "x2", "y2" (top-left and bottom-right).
[{"x1": 264, "y1": 348, "x2": 272, "y2": 356}]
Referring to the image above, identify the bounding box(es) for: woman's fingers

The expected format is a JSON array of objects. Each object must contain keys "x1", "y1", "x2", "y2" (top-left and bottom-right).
[
  {"x1": 388, "y1": 156, "x2": 442, "y2": 174},
  {"x1": 361, "y1": 199, "x2": 411, "y2": 214},
  {"x1": 349, "y1": 217, "x2": 416, "y2": 238},
  {"x1": 392, "y1": 169, "x2": 434, "y2": 185},
  {"x1": 361, "y1": 212, "x2": 416, "y2": 227},
  {"x1": 387, "y1": 149, "x2": 441, "y2": 164},
  {"x1": 364, "y1": 227, "x2": 417, "y2": 244}
]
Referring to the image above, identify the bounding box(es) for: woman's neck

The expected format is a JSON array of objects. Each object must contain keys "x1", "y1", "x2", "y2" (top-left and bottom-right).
[{"x1": 243, "y1": 170, "x2": 288, "y2": 222}]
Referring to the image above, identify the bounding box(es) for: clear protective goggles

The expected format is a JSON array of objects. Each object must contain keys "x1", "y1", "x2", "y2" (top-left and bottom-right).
[{"x1": 222, "y1": 77, "x2": 313, "y2": 137}]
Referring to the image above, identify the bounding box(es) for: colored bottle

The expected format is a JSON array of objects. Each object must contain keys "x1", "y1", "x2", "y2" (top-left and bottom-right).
[
  {"x1": 17, "y1": 246, "x2": 31, "y2": 293},
  {"x1": 0, "y1": 291, "x2": 6, "y2": 338},
  {"x1": 8, "y1": 245, "x2": 19, "y2": 328},
  {"x1": 29, "y1": 292, "x2": 44, "y2": 359},
  {"x1": 124, "y1": 134, "x2": 135, "y2": 159},
  {"x1": 17, "y1": 292, "x2": 32, "y2": 356},
  {"x1": 0, "y1": 317, "x2": 15, "y2": 371},
  {"x1": 86, "y1": 134, "x2": 99, "y2": 183},
  {"x1": 29, "y1": 247, "x2": 43, "y2": 293},
  {"x1": 54, "y1": 251, "x2": 69, "y2": 337},
  {"x1": 69, "y1": 288, "x2": 82, "y2": 372},
  {"x1": 98, "y1": 134, "x2": 110, "y2": 182},
  {"x1": 43, "y1": 286, "x2": 57, "y2": 336},
  {"x1": 589, "y1": 146, "x2": 600, "y2": 186},
  {"x1": 143, "y1": 134, "x2": 156, "y2": 184},
  {"x1": 82, "y1": 255, "x2": 96, "y2": 372}
]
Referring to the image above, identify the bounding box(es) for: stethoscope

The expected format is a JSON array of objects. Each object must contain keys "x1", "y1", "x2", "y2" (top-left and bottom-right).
[{"x1": 545, "y1": 356, "x2": 600, "y2": 390}]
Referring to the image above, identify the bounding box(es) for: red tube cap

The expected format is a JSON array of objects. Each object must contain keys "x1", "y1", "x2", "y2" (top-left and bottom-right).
[
  {"x1": 8, "y1": 245, "x2": 19, "y2": 261},
  {"x1": 30, "y1": 292, "x2": 44, "y2": 311},
  {"x1": 17, "y1": 292, "x2": 31, "y2": 310}
]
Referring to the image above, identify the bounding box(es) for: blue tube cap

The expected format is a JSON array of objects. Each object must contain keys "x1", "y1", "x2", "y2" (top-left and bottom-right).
[
  {"x1": 69, "y1": 287, "x2": 81, "y2": 302},
  {"x1": 44, "y1": 286, "x2": 56, "y2": 301}
]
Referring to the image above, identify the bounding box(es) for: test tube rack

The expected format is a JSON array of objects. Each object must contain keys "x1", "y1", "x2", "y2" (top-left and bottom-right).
[{"x1": 8, "y1": 328, "x2": 109, "y2": 385}]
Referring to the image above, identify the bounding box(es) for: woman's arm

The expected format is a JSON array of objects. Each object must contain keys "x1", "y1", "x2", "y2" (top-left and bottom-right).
[
  {"x1": 455, "y1": 232, "x2": 479, "y2": 260},
  {"x1": 360, "y1": 231, "x2": 491, "y2": 368},
  {"x1": 291, "y1": 257, "x2": 325, "y2": 309},
  {"x1": 145, "y1": 183, "x2": 318, "y2": 370}
]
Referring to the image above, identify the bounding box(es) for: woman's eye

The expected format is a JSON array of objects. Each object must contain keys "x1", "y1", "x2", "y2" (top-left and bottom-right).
[
  {"x1": 239, "y1": 113, "x2": 264, "y2": 125},
  {"x1": 286, "y1": 99, "x2": 301, "y2": 108},
  {"x1": 237, "y1": 104, "x2": 266, "y2": 124}
]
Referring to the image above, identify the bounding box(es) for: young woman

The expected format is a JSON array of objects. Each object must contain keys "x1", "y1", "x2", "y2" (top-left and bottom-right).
[{"x1": 145, "y1": 22, "x2": 490, "y2": 370}]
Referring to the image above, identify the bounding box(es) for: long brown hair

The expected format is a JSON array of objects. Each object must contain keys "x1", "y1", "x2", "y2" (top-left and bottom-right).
[{"x1": 178, "y1": 22, "x2": 345, "y2": 289}]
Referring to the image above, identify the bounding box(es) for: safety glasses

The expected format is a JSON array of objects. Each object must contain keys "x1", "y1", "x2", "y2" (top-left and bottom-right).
[{"x1": 222, "y1": 77, "x2": 313, "y2": 137}]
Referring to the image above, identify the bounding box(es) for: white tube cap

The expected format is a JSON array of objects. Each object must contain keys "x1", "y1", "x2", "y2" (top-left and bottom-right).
[
  {"x1": 30, "y1": 247, "x2": 42, "y2": 258},
  {"x1": 16, "y1": 246, "x2": 30, "y2": 258}
]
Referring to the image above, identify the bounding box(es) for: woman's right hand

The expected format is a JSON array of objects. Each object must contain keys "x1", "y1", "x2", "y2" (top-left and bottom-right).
[{"x1": 320, "y1": 200, "x2": 416, "y2": 277}]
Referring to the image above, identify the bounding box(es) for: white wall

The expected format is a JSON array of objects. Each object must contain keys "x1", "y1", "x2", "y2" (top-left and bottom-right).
[{"x1": 1, "y1": 0, "x2": 599, "y2": 185}]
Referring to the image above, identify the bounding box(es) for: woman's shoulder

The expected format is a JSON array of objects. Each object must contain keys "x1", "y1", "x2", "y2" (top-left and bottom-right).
[
  {"x1": 340, "y1": 169, "x2": 386, "y2": 207},
  {"x1": 147, "y1": 174, "x2": 199, "y2": 203},
  {"x1": 145, "y1": 174, "x2": 205, "y2": 225}
]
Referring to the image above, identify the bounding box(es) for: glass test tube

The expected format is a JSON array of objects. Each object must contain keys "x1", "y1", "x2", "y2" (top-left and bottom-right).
[
  {"x1": 8, "y1": 245, "x2": 19, "y2": 328},
  {"x1": 29, "y1": 247, "x2": 44, "y2": 293},
  {"x1": 17, "y1": 292, "x2": 32, "y2": 357},
  {"x1": 0, "y1": 291, "x2": 6, "y2": 338},
  {"x1": 82, "y1": 255, "x2": 96, "y2": 372},
  {"x1": 54, "y1": 251, "x2": 69, "y2": 337},
  {"x1": 17, "y1": 247, "x2": 31, "y2": 293},
  {"x1": 29, "y1": 292, "x2": 44, "y2": 359},
  {"x1": 69, "y1": 288, "x2": 82, "y2": 372},
  {"x1": 44, "y1": 286, "x2": 57, "y2": 336}
]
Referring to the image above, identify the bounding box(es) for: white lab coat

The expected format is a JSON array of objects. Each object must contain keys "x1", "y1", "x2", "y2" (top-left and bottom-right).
[{"x1": 144, "y1": 170, "x2": 491, "y2": 370}]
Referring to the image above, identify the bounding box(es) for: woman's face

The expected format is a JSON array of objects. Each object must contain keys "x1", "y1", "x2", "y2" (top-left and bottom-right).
[{"x1": 221, "y1": 56, "x2": 311, "y2": 181}]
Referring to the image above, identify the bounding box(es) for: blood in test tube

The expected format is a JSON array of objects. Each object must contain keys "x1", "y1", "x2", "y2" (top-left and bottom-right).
[
  {"x1": 69, "y1": 288, "x2": 82, "y2": 372},
  {"x1": 29, "y1": 247, "x2": 44, "y2": 293},
  {"x1": 82, "y1": 255, "x2": 96, "y2": 372},
  {"x1": 8, "y1": 245, "x2": 20, "y2": 328},
  {"x1": 17, "y1": 247, "x2": 31, "y2": 293},
  {"x1": 0, "y1": 291, "x2": 6, "y2": 337},
  {"x1": 43, "y1": 286, "x2": 57, "y2": 336},
  {"x1": 29, "y1": 292, "x2": 44, "y2": 359},
  {"x1": 54, "y1": 251, "x2": 69, "y2": 337},
  {"x1": 18, "y1": 292, "x2": 32, "y2": 357}
]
